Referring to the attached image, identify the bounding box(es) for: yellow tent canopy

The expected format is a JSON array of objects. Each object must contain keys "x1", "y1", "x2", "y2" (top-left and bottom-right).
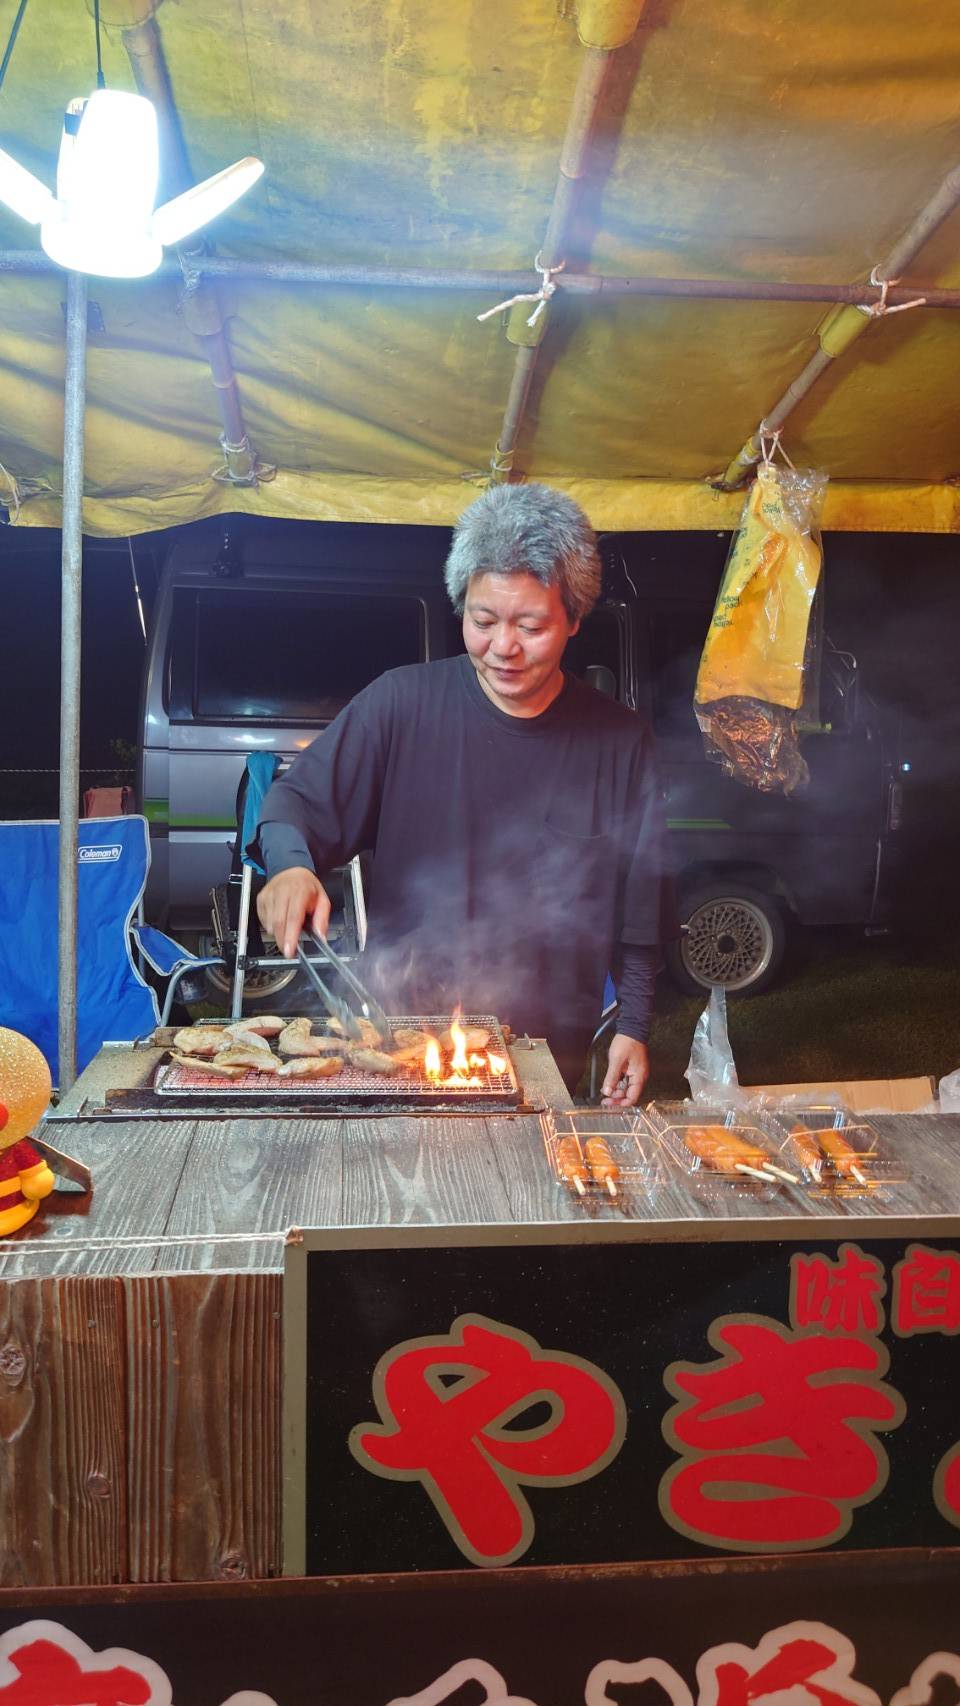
[{"x1": 0, "y1": 0, "x2": 958, "y2": 537}]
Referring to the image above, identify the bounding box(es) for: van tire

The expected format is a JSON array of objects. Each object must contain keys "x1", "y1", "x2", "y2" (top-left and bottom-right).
[
  {"x1": 666, "y1": 882, "x2": 786, "y2": 998},
  {"x1": 196, "y1": 920, "x2": 305, "y2": 1014}
]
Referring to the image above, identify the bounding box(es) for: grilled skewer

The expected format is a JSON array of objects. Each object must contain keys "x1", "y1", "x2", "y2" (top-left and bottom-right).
[
  {"x1": 816, "y1": 1128, "x2": 869, "y2": 1186},
  {"x1": 788, "y1": 1124, "x2": 869, "y2": 1186},
  {"x1": 584, "y1": 1137, "x2": 620, "y2": 1197},
  {"x1": 682, "y1": 1125, "x2": 779, "y2": 1183},
  {"x1": 556, "y1": 1136, "x2": 588, "y2": 1196}
]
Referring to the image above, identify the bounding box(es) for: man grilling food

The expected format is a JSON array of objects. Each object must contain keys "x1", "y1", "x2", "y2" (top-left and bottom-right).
[{"x1": 255, "y1": 484, "x2": 673, "y2": 1107}]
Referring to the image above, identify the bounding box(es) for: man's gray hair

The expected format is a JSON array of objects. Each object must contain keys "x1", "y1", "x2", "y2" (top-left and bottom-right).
[{"x1": 444, "y1": 483, "x2": 601, "y2": 623}]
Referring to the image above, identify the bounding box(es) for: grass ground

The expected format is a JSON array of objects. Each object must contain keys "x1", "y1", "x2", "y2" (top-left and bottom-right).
[{"x1": 645, "y1": 921, "x2": 960, "y2": 1101}]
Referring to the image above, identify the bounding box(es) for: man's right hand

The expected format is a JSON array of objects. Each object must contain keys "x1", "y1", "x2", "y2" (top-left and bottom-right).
[{"x1": 257, "y1": 867, "x2": 331, "y2": 959}]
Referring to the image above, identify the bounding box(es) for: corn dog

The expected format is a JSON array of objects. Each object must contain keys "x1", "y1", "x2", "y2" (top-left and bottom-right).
[
  {"x1": 789, "y1": 1124, "x2": 826, "y2": 1176},
  {"x1": 557, "y1": 1137, "x2": 588, "y2": 1195},
  {"x1": 682, "y1": 1125, "x2": 773, "y2": 1177},
  {"x1": 817, "y1": 1128, "x2": 869, "y2": 1184},
  {"x1": 584, "y1": 1137, "x2": 620, "y2": 1196}
]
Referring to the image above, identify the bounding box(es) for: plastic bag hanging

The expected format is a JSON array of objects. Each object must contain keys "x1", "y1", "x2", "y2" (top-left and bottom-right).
[
  {"x1": 685, "y1": 986, "x2": 745, "y2": 1107},
  {"x1": 695, "y1": 447, "x2": 827, "y2": 794}
]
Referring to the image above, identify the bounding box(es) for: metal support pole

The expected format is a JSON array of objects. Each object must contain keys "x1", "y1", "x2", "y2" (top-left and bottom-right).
[{"x1": 57, "y1": 270, "x2": 88, "y2": 1094}]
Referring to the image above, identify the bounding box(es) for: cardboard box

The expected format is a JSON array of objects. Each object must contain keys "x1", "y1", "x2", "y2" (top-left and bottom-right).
[{"x1": 744, "y1": 1076, "x2": 936, "y2": 1114}]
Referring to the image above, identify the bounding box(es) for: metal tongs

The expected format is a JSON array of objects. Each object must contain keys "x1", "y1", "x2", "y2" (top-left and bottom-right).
[{"x1": 296, "y1": 930, "x2": 392, "y2": 1047}]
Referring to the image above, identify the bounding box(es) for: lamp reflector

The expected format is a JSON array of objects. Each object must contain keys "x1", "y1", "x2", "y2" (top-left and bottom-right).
[{"x1": 151, "y1": 156, "x2": 265, "y2": 245}]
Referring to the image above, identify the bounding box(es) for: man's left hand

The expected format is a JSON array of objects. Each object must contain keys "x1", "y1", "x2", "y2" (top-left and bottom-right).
[{"x1": 601, "y1": 1035, "x2": 650, "y2": 1108}]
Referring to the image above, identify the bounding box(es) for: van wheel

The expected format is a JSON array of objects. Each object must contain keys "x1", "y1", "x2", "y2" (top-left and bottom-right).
[
  {"x1": 197, "y1": 936, "x2": 303, "y2": 1012},
  {"x1": 666, "y1": 883, "x2": 786, "y2": 997}
]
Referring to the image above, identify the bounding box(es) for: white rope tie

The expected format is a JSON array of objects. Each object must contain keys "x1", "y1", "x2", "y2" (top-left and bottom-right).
[
  {"x1": 477, "y1": 252, "x2": 566, "y2": 328},
  {"x1": 758, "y1": 427, "x2": 796, "y2": 471},
  {"x1": 857, "y1": 264, "x2": 927, "y2": 318},
  {"x1": 0, "y1": 457, "x2": 22, "y2": 523}
]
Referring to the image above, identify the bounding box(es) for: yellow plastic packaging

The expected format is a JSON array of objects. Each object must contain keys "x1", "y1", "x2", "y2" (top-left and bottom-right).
[{"x1": 695, "y1": 463, "x2": 827, "y2": 794}]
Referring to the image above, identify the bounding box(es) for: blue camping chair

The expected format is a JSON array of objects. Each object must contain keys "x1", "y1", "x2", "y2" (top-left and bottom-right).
[
  {"x1": 137, "y1": 753, "x2": 368, "y2": 1025},
  {"x1": 0, "y1": 815, "x2": 226, "y2": 1086}
]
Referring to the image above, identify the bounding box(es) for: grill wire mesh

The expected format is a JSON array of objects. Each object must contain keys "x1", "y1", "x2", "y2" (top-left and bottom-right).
[{"x1": 155, "y1": 1015, "x2": 520, "y2": 1105}]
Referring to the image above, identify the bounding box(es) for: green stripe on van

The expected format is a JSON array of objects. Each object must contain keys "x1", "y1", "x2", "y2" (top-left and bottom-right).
[
  {"x1": 668, "y1": 817, "x2": 732, "y2": 831},
  {"x1": 169, "y1": 814, "x2": 237, "y2": 829},
  {"x1": 143, "y1": 798, "x2": 169, "y2": 824}
]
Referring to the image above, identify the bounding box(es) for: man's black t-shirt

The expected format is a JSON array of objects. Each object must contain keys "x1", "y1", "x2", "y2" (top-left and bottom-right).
[{"x1": 256, "y1": 655, "x2": 671, "y2": 1077}]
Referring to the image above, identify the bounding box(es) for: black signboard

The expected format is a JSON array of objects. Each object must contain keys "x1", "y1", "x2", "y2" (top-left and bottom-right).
[
  {"x1": 2, "y1": 1553, "x2": 960, "y2": 1706},
  {"x1": 283, "y1": 1225, "x2": 960, "y2": 1576}
]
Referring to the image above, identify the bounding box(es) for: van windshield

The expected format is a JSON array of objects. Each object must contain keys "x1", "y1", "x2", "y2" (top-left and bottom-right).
[{"x1": 192, "y1": 588, "x2": 424, "y2": 722}]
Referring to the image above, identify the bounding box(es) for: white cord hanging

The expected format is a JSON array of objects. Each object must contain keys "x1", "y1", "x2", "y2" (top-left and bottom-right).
[
  {"x1": 857, "y1": 264, "x2": 927, "y2": 318},
  {"x1": 477, "y1": 252, "x2": 566, "y2": 328}
]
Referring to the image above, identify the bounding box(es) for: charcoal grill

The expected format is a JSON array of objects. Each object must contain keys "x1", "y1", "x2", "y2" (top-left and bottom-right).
[{"x1": 154, "y1": 1015, "x2": 521, "y2": 1110}]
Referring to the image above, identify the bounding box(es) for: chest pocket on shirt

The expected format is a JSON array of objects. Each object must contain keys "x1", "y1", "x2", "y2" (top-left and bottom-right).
[{"x1": 533, "y1": 822, "x2": 616, "y2": 939}]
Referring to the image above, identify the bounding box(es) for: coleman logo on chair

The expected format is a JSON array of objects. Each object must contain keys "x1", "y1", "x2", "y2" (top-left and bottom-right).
[{"x1": 78, "y1": 844, "x2": 122, "y2": 863}]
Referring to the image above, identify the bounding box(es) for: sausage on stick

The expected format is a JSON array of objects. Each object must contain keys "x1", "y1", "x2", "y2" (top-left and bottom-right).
[
  {"x1": 584, "y1": 1137, "x2": 620, "y2": 1197},
  {"x1": 557, "y1": 1136, "x2": 589, "y2": 1196}
]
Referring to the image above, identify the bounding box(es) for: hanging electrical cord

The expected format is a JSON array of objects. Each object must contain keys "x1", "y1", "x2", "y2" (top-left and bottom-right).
[
  {"x1": 93, "y1": 0, "x2": 105, "y2": 87},
  {"x1": 0, "y1": 0, "x2": 30, "y2": 97}
]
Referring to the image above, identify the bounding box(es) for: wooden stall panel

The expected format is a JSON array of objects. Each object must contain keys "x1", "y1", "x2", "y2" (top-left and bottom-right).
[
  {"x1": 158, "y1": 1118, "x2": 343, "y2": 1272},
  {"x1": 0, "y1": 1276, "x2": 126, "y2": 1586},
  {"x1": 124, "y1": 1272, "x2": 281, "y2": 1582}
]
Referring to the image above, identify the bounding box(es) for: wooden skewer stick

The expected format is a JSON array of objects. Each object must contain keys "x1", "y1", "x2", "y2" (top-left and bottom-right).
[
  {"x1": 762, "y1": 1161, "x2": 799, "y2": 1184},
  {"x1": 606, "y1": 1178, "x2": 618, "y2": 1198},
  {"x1": 573, "y1": 1176, "x2": 586, "y2": 1197},
  {"x1": 851, "y1": 1164, "x2": 868, "y2": 1186},
  {"x1": 735, "y1": 1162, "x2": 778, "y2": 1183}
]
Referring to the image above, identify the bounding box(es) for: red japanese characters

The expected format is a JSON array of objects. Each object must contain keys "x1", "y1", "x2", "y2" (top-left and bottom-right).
[
  {"x1": 349, "y1": 1313, "x2": 626, "y2": 1566},
  {"x1": 0, "y1": 1622, "x2": 276, "y2": 1706},
  {"x1": 659, "y1": 1317, "x2": 904, "y2": 1549},
  {"x1": 892, "y1": 1245, "x2": 960, "y2": 1336},
  {"x1": 791, "y1": 1246, "x2": 886, "y2": 1334}
]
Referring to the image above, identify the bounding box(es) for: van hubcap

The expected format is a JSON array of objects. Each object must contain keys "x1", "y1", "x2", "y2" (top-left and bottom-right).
[{"x1": 682, "y1": 897, "x2": 774, "y2": 990}]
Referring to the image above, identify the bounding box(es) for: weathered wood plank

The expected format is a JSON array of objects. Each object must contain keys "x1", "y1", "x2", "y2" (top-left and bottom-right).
[
  {"x1": 123, "y1": 1271, "x2": 281, "y2": 1582},
  {"x1": 341, "y1": 1116, "x2": 514, "y2": 1226},
  {"x1": 482, "y1": 1114, "x2": 586, "y2": 1225},
  {"x1": 508, "y1": 1036, "x2": 569, "y2": 1109},
  {"x1": 0, "y1": 1276, "x2": 126, "y2": 1586},
  {"x1": 0, "y1": 1122, "x2": 198, "y2": 1279},
  {"x1": 157, "y1": 1118, "x2": 343, "y2": 1271}
]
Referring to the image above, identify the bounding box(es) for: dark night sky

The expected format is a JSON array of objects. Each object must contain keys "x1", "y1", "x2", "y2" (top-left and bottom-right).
[{"x1": 0, "y1": 516, "x2": 958, "y2": 832}]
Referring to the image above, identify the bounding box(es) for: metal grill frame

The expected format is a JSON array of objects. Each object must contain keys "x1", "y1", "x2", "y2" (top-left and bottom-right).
[{"x1": 155, "y1": 1014, "x2": 521, "y2": 1108}]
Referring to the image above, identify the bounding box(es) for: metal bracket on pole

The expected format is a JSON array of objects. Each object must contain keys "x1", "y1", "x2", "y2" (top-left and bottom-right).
[{"x1": 57, "y1": 270, "x2": 88, "y2": 1095}]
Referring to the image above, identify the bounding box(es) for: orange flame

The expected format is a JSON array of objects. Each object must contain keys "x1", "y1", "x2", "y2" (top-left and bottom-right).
[
  {"x1": 449, "y1": 1013, "x2": 469, "y2": 1075},
  {"x1": 424, "y1": 1037, "x2": 442, "y2": 1078},
  {"x1": 487, "y1": 1052, "x2": 507, "y2": 1075}
]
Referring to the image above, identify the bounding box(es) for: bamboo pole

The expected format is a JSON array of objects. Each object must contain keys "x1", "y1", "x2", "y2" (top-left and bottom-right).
[
  {"x1": 717, "y1": 160, "x2": 960, "y2": 489},
  {"x1": 2, "y1": 248, "x2": 958, "y2": 307},
  {"x1": 484, "y1": 0, "x2": 651, "y2": 485}
]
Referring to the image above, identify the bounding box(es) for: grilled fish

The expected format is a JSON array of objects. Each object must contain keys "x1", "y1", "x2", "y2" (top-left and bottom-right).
[
  {"x1": 172, "y1": 1026, "x2": 229, "y2": 1057},
  {"x1": 278, "y1": 1055, "x2": 344, "y2": 1078},
  {"x1": 218, "y1": 1025, "x2": 272, "y2": 1054},
  {"x1": 349, "y1": 1047, "x2": 397, "y2": 1075},
  {"x1": 228, "y1": 1015, "x2": 286, "y2": 1037},
  {"x1": 170, "y1": 1052, "x2": 246, "y2": 1079},
  {"x1": 215, "y1": 1047, "x2": 281, "y2": 1073},
  {"x1": 278, "y1": 1019, "x2": 342, "y2": 1058},
  {"x1": 391, "y1": 1026, "x2": 426, "y2": 1052},
  {"x1": 440, "y1": 1025, "x2": 490, "y2": 1055}
]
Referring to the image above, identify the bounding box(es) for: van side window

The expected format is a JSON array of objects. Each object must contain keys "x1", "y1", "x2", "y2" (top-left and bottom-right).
[
  {"x1": 651, "y1": 607, "x2": 708, "y2": 737},
  {"x1": 190, "y1": 589, "x2": 424, "y2": 722}
]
